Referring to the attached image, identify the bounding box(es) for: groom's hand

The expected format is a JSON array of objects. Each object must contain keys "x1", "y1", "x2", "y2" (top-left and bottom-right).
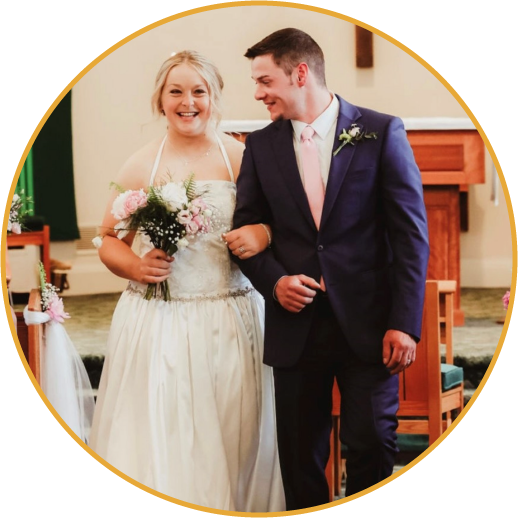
[
  {"x1": 275, "y1": 275, "x2": 320, "y2": 313},
  {"x1": 383, "y1": 329, "x2": 416, "y2": 375}
]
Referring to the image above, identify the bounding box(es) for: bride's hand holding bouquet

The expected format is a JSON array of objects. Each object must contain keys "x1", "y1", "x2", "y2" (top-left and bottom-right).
[{"x1": 95, "y1": 174, "x2": 213, "y2": 301}]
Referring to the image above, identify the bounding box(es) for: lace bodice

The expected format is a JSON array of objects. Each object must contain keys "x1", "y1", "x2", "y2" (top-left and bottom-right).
[
  {"x1": 128, "y1": 180, "x2": 252, "y2": 300},
  {"x1": 126, "y1": 135, "x2": 253, "y2": 301}
]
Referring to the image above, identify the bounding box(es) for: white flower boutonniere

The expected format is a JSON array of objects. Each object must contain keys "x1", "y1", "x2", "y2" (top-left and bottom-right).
[{"x1": 333, "y1": 124, "x2": 378, "y2": 157}]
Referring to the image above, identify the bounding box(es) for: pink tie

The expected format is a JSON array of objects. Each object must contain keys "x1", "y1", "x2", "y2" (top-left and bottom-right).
[
  {"x1": 301, "y1": 125, "x2": 326, "y2": 291},
  {"x1": 301, "y1": 126, "x2": 325, "y2": 229}
]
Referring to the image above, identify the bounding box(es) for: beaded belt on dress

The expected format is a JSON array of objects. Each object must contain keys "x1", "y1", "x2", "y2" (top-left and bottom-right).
[{"x1": 125, "y1": 283, "x2": 255, "y2": 302}]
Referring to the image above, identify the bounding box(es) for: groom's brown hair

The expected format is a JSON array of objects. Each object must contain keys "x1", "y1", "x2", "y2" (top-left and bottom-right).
[{"x1": 245, "y1": 28, "x2": 326, "y2": 86}]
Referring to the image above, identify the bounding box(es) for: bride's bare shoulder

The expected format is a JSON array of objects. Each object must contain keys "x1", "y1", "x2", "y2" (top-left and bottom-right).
[
  {"x1": 219, "y1": 133, "x2": 245, "y2": 177},
  {"x1": 113, "y1": 138, "x2": 164, "y2": 190}
]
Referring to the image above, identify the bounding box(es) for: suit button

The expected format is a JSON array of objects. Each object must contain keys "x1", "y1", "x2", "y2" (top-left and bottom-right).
[{"x1": 317, "y1": 245, "x2": 324, "y2": 251}]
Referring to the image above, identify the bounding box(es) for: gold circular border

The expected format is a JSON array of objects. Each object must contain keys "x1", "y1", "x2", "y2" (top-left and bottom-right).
[{"x1": 1, "y1": 1, "x2": 515, "y2": 515}]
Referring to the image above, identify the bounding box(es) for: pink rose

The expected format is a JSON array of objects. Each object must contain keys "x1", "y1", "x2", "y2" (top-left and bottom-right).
[
  {"x1": 503, "y1": 290, "x2": 510, "y2": 311},
  {"x1": 191, "y1": 197, "x2": 207, "y2": 211},
  {"x1": 177, "y1": 209, "x2": 192, "y2": 225},
  {"x1": 192, "y1": 215, "x2": 208, "y2": 233},
  {"x1": 111, "y1": 189, "x2": 147, "y2": 220},
  {"x1": 46, "y1": 293, "x2": 70, "y2": 323},
  {"x1": 123, "y1": 189, "x2": 147, "y2": 215},
  {"x1": 186, "y1": 220, "x2": 200, "y2": 235}
]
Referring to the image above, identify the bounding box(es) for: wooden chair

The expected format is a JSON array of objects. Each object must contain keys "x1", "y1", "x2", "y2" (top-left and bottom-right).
[
  {"x1": 16, "y1": 288, "x2": 43, "y2": 384},
  {"x1": 397, "y1": 280, "x2": 464, "y2": 444},
  {"x1": 326, "y1": 280, "x2": 464, "y2": 499}
]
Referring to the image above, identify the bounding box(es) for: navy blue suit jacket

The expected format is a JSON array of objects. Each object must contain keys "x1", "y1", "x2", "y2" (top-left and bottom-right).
[{"x1": 233, "y1": 96, "x2": 430, "y2": 368}]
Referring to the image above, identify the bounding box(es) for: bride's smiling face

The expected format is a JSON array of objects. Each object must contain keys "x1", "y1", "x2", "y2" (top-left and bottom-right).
[{"x1": 161, "y1": 63, "x2": 212, "y2": 136}]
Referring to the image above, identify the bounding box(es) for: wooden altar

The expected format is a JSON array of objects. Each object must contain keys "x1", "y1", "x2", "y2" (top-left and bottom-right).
[{"x1": 224, "y1": 118, "x2": 485, "y2": 326}]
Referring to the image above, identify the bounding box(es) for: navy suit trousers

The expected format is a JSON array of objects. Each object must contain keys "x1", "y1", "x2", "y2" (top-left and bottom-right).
[{"x1": 273, "y1": 293, "x2": 399, "y2": 510}]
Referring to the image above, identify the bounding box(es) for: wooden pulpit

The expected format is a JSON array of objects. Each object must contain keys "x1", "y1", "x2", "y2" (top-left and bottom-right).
[{"x1": 407, "y1": 129, "x2": 485, "y2": 325}]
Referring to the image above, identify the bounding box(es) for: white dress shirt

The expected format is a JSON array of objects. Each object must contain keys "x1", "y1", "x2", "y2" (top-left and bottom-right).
[
  {"x1": 273, "y1": 94, "x2": 339, "y2": 300},
  {"x1": 291, "y1": 94, "x2": 340, "y2": 188}
]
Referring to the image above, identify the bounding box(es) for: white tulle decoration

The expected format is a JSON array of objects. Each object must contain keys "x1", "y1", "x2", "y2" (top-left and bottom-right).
[{"x1": 24, "y1": 306, "x2": 95, "y2": 443}]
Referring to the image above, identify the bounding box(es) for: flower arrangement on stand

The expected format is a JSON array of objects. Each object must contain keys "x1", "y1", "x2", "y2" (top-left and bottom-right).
[
  {"x1": 8, "y1": 191, "x2": 32, "y2": 234},
  {"x1": 94, "y1": 174, "x2": 213, "y2": 301}
]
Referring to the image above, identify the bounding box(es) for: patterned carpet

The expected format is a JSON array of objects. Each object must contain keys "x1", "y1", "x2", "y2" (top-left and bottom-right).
[
  {"x1": 453, "y1": 288, "x2": 508, "y2": 358},
  {"x1": 48, "y1": 287, "x2": 507, "y2": 361}
]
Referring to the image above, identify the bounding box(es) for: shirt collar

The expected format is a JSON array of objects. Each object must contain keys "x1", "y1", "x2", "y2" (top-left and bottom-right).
[{"x1": 291, "y1": 93, "x2": 339, "y2": 141}]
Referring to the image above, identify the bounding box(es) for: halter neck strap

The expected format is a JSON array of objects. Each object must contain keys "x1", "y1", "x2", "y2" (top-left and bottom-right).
[
  {"x1": 149, "y1": 135, "x2": 167, "y2": 186},
  {"x1": 215, "y1": 134, "x2": 235, "y2": 183}
]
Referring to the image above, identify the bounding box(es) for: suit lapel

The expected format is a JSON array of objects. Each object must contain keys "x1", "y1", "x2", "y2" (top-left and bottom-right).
[
  {"x1": 271, "y1": 120, "x2": 316, "y2": 230},
  {"x1": 320, "y1": 97, "x2": 362, "y2": 230}
]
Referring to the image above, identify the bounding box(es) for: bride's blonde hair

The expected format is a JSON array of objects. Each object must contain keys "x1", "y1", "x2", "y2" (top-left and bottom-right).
[{"x1": 151, "y1": 50, "x2": 224, "y2": 128}]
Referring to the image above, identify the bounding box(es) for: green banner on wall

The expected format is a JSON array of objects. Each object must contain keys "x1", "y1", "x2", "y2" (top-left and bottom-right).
[
  {"x1": 16, "y1": 149, "x2": 34, "y2": 214},
  {"x1": 32, "y1": 91, "x2": 80, "y2": 241}
]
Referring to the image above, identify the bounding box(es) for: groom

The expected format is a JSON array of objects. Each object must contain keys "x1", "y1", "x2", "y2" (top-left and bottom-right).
[{"x1": 232, "y1": 28, "x2": 429, "y2": 510}]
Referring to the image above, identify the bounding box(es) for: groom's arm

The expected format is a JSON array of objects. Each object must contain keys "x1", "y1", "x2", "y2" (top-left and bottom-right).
[
  {"x1": 232, "y1": 135, "x2": 288, "y2": 300},
  {"x1": 381, "y1": 117, "x2": 430, "y2": 342}
]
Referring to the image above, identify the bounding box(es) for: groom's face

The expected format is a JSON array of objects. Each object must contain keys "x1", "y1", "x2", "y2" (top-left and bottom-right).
[{"x1": 251, "y1": 54, "x2": 301, "y2": 121}]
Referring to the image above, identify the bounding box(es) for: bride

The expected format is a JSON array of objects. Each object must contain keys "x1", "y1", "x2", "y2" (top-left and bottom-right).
[{"x1": 89, "y1": 50, "x2": 285, "y2": 512}]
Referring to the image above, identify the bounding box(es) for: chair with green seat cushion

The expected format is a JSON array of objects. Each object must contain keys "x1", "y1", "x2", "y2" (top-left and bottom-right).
[
  {"x1": 441, "y1": 363, "x2": 463, "y2": 391},
  {"x1": 397, "y1": 281, "x2": 465, "y2": 446},
  {"x1": 396, "y1": 434, "x2": 429, "y2": 453}
]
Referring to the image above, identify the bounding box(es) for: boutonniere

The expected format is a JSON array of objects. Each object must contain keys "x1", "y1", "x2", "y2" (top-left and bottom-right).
[{"x1": 333, "y1": 124, "x2": 378, "y2": 157}]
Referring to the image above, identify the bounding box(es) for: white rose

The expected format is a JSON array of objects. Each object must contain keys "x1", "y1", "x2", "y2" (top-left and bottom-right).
[
  {"x1": 12, "y1": 194, "x2": 20, "y2": 203},
  {"x1": 349, "y1": 126, "x2": 361, "y2": 137},
  {"x1": 92, "y1": 236, "x2": 104, "y2": 249},
  {"x1": 177, "y1": 237, "x2": 189, "y2": 250},
  {"x1": 204, "y1": 209, "x2": 213, "y2": 218},
  {"x1": 160, "y1": 183, "x2": 188, "y2": 212},
  {"x1": 11, "y1": 222, "x2": 22, "y2": 234},
  {"x1": 111, "y1": 191, "x2": 130, "y2": 220}
]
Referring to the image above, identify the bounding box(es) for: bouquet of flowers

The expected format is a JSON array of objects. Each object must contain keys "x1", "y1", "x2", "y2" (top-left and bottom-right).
[
  {"x1": 8, "y1": 191, "x2": 32, "y2": 234},
  {"x1": 39, "y1": 262, "x2": 70, "y2": 323},
  {"x1": 107, "y1": 175, "x2": 212, "y2": 301}
]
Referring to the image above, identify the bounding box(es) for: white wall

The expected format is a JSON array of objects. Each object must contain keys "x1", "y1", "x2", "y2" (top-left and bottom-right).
[{"x1": 65, "y1": 5, "x2": 511, "y2": 292}]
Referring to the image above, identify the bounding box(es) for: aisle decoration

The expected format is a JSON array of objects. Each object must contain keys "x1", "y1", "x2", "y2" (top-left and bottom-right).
[
  {"x1": 503, "y1": 290, "x2": 510, "y2": 311},
  {"x1": 23, "y1": 263, "x2": 95, "y2": 443}
]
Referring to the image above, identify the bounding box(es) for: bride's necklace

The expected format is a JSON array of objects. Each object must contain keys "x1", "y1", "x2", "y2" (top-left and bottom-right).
[{"x1": 167, "y1": 137, "x2": 213, "y2": 167}]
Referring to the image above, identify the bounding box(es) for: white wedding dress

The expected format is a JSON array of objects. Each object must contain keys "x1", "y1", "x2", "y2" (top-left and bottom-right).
[{"x1": 90, "y1": 135, "x2": 285, "y2": 512}]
